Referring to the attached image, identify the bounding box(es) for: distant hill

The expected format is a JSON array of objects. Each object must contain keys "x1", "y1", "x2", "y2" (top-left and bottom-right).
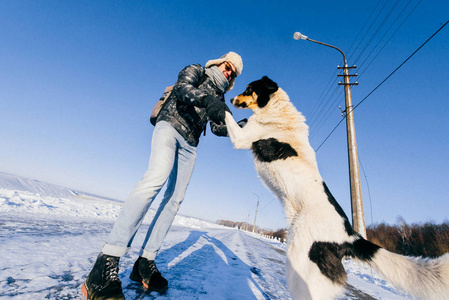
[{"x1": 0, "y1": 172, "x2": 123, "y2": 203}]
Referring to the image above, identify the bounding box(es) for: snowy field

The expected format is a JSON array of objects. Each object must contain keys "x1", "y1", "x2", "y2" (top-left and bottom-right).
[{"x1": 0, "y1": 172, "x2": 411, "y2": 299}]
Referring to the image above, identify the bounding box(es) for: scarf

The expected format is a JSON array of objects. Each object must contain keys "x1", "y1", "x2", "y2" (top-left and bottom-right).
[{"x1": 205, "y1": 66, "x2": 229, "y2": 94}]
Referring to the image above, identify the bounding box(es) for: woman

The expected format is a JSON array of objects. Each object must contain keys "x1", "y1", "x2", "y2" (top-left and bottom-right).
[{"x1": 82, "y1": 52, "x2": 243, "y2": 300}]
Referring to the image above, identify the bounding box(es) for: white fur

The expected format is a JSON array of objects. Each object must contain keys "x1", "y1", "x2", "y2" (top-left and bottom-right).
[{"x1": 225, "y1": 87, "x2": 449, "y2": 300}]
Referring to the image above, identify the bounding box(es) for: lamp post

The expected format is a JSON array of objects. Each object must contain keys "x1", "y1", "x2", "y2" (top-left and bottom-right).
[
  {"x1": 293, "y1": 32, "x2": 366, "y2": 238},
  {"x1": 252, "y1": 192, "x2": 260, "y2": 233}
]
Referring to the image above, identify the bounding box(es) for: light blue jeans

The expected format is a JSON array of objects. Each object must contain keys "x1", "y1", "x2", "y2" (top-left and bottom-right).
[{"x1": 102, "y1": 121, "x2": 197, "y2": 260}]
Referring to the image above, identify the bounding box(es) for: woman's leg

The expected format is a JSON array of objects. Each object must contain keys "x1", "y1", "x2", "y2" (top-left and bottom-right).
[
  {"x1": 101, "y1": 121, "x2": 181, "y2": 257},
  {"x1": 140, "y1": 130, "x2": 197, "y2": 260}
]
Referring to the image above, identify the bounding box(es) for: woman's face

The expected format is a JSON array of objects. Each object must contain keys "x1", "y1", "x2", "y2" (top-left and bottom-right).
[{"x1": 217, "y1": 62, "x2": 237, "y2": 81}]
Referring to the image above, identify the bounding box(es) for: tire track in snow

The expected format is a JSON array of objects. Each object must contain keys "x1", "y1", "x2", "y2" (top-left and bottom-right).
[
  {"x1": 121, "y1": 227, "x2": 277, "y2": 299},
  {"x1": 236, "y1": 231, "x2": 379, "y2": 300},
  {"x1": 236, "y1": 231, "x2": 291, "y2": 300}
]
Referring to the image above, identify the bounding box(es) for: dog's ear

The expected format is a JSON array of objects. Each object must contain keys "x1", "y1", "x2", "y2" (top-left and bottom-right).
[
  {"x1": 257, "y1": 76, "x2": 278, "y2": 108},
  {"x1": 262, "y1": 76, "x2": 279, "y2": 93}
]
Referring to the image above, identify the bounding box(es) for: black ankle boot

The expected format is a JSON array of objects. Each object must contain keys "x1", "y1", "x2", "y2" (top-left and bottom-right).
[
  {"x1": 129, "y1": 256, "x2": 168, "y2": 292},
  {"x1": 81, "y1": 253, "x2": 125, "y2": 300}
]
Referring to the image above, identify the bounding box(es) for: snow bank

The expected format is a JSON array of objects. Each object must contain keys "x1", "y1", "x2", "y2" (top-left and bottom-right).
[{"x1": 0, "y1": 173, "x2": 411, "y2": 299}]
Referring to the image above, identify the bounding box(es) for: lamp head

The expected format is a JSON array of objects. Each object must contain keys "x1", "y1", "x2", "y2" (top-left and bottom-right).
[{"x1": 293, "y1": 32, "x2": 308, "y2": 40}]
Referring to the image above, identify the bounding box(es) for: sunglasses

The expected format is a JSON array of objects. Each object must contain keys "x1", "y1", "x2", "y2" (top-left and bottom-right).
[{"x1": 224, "y1": 62, "x2": 237, "y2": 79}]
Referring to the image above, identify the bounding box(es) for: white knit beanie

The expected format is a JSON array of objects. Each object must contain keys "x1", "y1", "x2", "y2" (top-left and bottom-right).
[{"x1": 205, "y1": 51, "x2": 243, "y2": 91}]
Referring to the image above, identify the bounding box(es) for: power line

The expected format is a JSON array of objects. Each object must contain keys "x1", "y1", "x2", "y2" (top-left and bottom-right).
[
  {"x1": 315, "y1": 117, "x2": 345, "y2": 152},
  {"x1": 348, "y1": 0, "x2": 390, "y2": 62},
  {"x1": 310, "y1": 88, "x2": 343, "y2": 139},
  {"x1": 307, "y1": 69, "x2": 339, "y2": 125},
  {"x1": 353, "y1": 19, "x2": 448, "y2": 111},
  {"x1": 310, "y1": 0, "x2": 421, "y2": 139},
  {"x1": 358, "y1": 155, "x2": 374, "y2": 225},
  {"x1": 353, "y1": 0, "x2": 402, "y2": 66},
  {"x1": 314, "y1": 20, "x2": 449, "y2": 152},
  {"x1": 357, "y1": 0, "x2": 416, "y2": 71},
  {"x1": 310, "y1": 0, "x2": 391, "y2": 136},
  {"x1": 357, "y1": 0, "x2": 422, "y2": 80},
  {"x1": 346, "y1": 0, "x2": 383, "y2": 58},
  {"x1": 259, "y1": 198, "x2": 277, "y2": 211}
]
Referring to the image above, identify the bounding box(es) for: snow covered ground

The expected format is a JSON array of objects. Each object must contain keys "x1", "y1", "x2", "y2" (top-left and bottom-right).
[{"x1": 0, "y1": 172, "x2": 411, "y2": 299}]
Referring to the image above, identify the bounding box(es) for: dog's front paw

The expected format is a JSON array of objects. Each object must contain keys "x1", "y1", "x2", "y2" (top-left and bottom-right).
[{"x1": 224, "y1": 111, "x2": 235, "y2": 124}]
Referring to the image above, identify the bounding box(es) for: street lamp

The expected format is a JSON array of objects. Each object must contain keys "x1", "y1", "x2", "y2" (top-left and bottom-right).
[
  {"x1": 293, "y1": 32, "x2": 366, "y2": 238},
  {"x1": 252, "y1": 192, "x2": 260, "y2": 233}
]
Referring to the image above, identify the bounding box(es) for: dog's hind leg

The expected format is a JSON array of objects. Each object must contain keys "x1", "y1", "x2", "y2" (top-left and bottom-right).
[
  {"x1": 287, "y1": 241, "x2": 347, "y2": 300},
  {"x1": 308, "y1": 242, "x2": 347, "y2": 286}
]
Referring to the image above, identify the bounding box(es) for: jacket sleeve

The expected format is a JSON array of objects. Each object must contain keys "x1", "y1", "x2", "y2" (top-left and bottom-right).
[
  {"x1": 209, "y1": 91, "x2": 228, "y2": 136},
  {"x1": 172, "y1": 64, "x2": 209, "y2": 107}
]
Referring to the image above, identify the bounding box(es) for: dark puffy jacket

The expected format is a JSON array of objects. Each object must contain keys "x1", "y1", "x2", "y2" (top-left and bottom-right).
[{"x1": 157, "y1": 64, "x2": 228, "y2": 146}]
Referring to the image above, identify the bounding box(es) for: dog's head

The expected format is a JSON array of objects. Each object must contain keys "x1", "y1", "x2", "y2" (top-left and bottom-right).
[{"x1": 231, "y1": 76, "x2": 278, "y2": 110}]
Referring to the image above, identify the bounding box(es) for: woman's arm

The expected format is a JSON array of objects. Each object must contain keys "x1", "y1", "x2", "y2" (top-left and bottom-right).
[{"x1": 172, "y1": 64, "x2": 208, "y2": 107}]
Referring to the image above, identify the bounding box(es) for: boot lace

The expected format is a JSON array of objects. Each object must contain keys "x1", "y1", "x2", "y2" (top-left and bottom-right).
[
  {"x1": 141, "y1": 258, "x2": 160, "y2": 278},
  {"x1": 147, "y1": 260, "x2": 159, "y2": 277},
  {"x1": 105, "y1": 257, "x2": 120, "y2": 282}
]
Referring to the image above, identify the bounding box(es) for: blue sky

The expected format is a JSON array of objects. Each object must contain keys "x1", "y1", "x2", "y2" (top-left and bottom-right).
[{"x1": 1, "y1": 0, "x2": 448, "y2": 230}]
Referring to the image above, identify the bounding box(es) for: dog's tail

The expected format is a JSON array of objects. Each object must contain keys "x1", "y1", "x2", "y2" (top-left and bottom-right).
[{"x1": 348, "y1": 238, "x2": 449, "y2": 300}]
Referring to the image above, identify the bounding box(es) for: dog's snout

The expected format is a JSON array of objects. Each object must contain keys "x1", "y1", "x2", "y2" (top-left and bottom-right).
[{"x1": 230, "y1": 97, "x2": 234, "y2": 105}]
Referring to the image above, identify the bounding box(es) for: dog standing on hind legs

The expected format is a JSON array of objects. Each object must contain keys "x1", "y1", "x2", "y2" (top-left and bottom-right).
[{"x1": 224, "y1": 76, "x2": 449, "y2": 300}]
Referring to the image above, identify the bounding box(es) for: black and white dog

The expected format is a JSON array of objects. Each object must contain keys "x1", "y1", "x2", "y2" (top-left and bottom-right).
[{"x1": 224, "y1": 76, "x2": 449, "y2": 300}]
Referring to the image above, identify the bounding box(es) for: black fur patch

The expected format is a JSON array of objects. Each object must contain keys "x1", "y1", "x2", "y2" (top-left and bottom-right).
[
  {"x1": 342, "y1": 239, "x2": 381, "y2": 261},
  {"x1": 236, "y1": 101, "x2": 247, "y2": 108},
  {"x1": 309, "y1": 242, "x2": 347, "y2": 285},
  {"x1": 252, "y1": 138, "x2": 298, "y2": 162},
  {"x1": 322, "y1": 182, "x2": 356, "y2": 236},
  {"x1": 244, "y1": 76, "x2": 278, "y2": 108},
  {"x1": 309, "y1": 239, "x2": 381, "y2": 284}
]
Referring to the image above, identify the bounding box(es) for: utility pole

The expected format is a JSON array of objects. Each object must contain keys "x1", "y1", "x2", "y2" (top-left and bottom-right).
[
  {"x1": 293, "y1": 32, "x2": 366, "y2": 238},
  {"x1": 338, "y1": 65, "x2": 366, "y2": 238},
  {"x1": 252, "y1": 193, "x2": 259, "y2": 233}
]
